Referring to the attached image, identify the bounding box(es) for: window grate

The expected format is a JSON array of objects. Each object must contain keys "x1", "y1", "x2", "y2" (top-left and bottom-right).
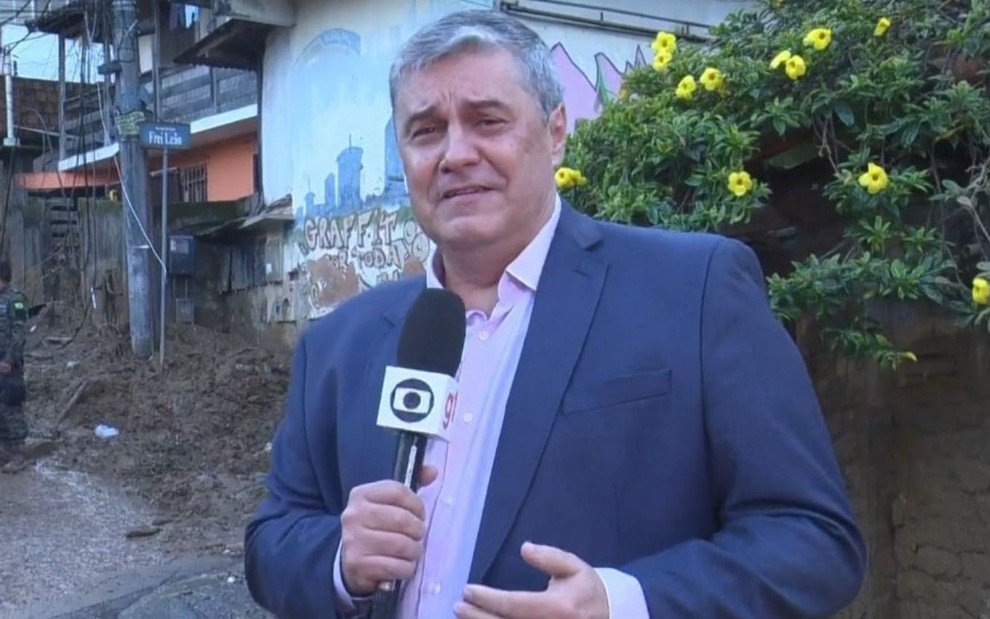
[{"x1": 179, "y1": 163, "x2": 207, "y2": 203}]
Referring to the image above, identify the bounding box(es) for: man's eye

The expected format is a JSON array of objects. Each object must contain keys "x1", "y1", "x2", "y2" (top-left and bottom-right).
[
  {"x1": 411, "y1": 126, "x2": 437, "y2": 138},
  {"x1": 479, "y1": 118, "x2": 504, "y2": 126}
]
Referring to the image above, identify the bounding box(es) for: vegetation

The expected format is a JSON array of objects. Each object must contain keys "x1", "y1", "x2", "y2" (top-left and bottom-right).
[{"x1": 559, "y1": 0, "x2": 990, "y2": 367}]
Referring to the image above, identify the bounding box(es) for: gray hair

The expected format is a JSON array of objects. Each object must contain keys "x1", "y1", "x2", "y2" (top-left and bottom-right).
[{"x1": 389, "y1": 10, "x2": 564, "y2": 122}]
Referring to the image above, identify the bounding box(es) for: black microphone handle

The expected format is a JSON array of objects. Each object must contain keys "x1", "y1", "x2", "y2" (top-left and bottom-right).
[
  {"x1": 372, "y1": 431, "x2": 429, "y2": 618},
  {"x1": 393, "y1": 431, "x2": 429, "y2": 490}
]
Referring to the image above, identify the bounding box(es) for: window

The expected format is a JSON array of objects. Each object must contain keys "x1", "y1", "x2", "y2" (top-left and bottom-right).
[{"x1": 179, "y1": 163, "x2": 207, "y2": 203}]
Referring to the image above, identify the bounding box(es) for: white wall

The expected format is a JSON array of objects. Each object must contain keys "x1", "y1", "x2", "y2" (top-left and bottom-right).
[{"x1": 508, "y1": 0, "x2": 753, "y2": 35}]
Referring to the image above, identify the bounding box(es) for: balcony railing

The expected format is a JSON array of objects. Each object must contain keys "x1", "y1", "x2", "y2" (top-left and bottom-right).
[{"x1": 60, "y1": 64, "x2": 256, "y2": 159}]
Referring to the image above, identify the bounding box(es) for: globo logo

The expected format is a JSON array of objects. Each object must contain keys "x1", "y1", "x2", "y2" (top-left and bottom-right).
[{"x1": 390, "y1": 378, "x2": 435, "y2": 423}]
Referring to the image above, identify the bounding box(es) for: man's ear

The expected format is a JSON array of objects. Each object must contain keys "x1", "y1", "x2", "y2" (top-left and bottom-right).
[{"x1": 548, "y1": 104, "x2": 568, "y2": 168}]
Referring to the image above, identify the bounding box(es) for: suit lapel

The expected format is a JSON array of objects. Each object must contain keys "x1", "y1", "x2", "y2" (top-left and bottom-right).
[{"x1": 470, "y1": 206, "x2": 606, "y2": 582}]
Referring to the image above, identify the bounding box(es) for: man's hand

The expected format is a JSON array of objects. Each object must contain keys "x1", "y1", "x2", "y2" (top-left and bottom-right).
[
  {"x1": 339, "y1": 466, "x2": 437, "y2": 596},
  {"x1": 0, "y1": 361, "x2": 11, "y2": 375},
  {"x1": 454, "y1": 542, "x2": 609, "y2": 619}
]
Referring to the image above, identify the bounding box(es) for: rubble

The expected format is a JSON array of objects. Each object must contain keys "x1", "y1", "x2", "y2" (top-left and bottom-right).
[{"x1": 24, "y1": 312, "x2": 291, "y2": 556}]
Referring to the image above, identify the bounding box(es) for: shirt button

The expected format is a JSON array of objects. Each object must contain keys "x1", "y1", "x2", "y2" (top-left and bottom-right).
[
  {"x1": 478, "y1": 330, "x2": 489, "y2": 341},
  {"x1": 463, "y1": 412, "x2": 474, "y2": 423},
  {"x1": 429, "y1": 582, "x2": 442, "y2": 595}
]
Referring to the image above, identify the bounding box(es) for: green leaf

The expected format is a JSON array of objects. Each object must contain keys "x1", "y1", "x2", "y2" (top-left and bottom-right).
[
  {"x1": 900, "y1": 123, "x2": 920, "y2": 147},
  {"x1": 834, "y1": 101, "x2": 855, "y2": 127},
  {"x1": 765, "y1": 140, "x2": 819, "y2": 170}
]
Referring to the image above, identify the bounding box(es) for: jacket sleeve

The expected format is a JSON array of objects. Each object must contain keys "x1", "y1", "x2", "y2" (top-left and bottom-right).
[
  {"x1": 245, "y1": 332, "x2": 348, "y2": 618},
  {"x1": 623, "y1": 238, "x2": 867, "y2": 618}
]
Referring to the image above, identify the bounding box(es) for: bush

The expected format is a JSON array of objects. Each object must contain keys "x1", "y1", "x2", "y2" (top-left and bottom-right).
[{"x1": 561, "y1": 0, "x2": 990, "y2": 367}]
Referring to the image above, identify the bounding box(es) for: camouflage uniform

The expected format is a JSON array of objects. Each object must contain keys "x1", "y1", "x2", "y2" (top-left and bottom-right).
[{"x1": 0, "y1": 285, "x2": 28, "y2": 465}]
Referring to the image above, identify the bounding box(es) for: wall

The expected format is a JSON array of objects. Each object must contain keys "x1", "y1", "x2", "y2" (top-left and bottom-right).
[
  {"x1": 262, "y1": 0, "x2": 650, "y2": 319},
  {"x1": 204, "y1": 135, "x2": 256, "y2": 202},
  {"x1": 808, "y1": 306, "x2": 990, "y2": 619},
  {"x1": 77, "y1": 199, "x2": 128, "y2": 327},
  {"x1": 153, "y1": 134, "x2": 258, "y2": 203},
  {"x1": 5, "y1": 196, "x2": 127, "y2": 326}
]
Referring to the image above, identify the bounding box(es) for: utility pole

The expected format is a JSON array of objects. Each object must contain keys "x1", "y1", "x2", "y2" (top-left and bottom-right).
[{"x1": 112, "y1": 0, "x2": 155, "y2": 359}]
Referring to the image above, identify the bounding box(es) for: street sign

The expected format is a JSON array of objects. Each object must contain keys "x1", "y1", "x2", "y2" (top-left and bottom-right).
[
  {"x1": 138, "y1": 119, "x2": 193, "y2": 365},
  {"x1": 139, "y1": 121, "x2": 192, "y2": 150}
]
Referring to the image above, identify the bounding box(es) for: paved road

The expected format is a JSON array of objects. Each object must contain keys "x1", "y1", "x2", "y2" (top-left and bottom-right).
[{"x1": 0, "y1": 459, "x2": 266, "y2": 618}]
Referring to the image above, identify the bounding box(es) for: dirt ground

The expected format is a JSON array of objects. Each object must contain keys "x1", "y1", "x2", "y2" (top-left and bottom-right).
[{"x1": 21, "y1": 303, "x2": 291, "y2": 557}]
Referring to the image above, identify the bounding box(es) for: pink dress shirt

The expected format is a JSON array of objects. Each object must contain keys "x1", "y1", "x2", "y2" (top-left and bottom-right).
[{"x1": 334, "y1": 198, "x2": 648, "y2": 618}]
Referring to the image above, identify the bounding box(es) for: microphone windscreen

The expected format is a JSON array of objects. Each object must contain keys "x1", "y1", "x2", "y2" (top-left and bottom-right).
[{"x1": 397, "y1": 289, "x2": 466, "y2": 377}]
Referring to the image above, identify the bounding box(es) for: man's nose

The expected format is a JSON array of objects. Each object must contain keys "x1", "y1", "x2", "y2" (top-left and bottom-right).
[{"x1": 440, "y1": 124, "x2": 480, "y2": 171}]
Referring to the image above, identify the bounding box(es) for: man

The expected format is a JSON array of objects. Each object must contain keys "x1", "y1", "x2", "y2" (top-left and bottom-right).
[
  {"x1": 0, "y1": 259, "x2": 29, "y2": 474},
  {"x1": 246, "y1": 10, "x2": 866, "y2": 618}
]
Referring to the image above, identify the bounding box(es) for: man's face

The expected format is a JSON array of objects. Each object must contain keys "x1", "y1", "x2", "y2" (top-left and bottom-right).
[{"x1": 393, "y1": 47, "x2": 566, "y2": 255}]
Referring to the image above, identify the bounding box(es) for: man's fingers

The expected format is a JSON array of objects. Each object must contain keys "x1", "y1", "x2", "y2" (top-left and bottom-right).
[
  {"x1": 344, "y1": 555, "x2": 418, "y2": 591},
  {"x1": 461, "y1": 584, "x2": 546, "y2": 618},
  {"x1": 520, "y1": 542, "x2": 583, "y2": 579},
  {"x1": 418, "y1": 464, "x2": 439, "y2": 488},
  {"x1": 357, "y1": 480, "x2": 427, "y2": 520},
  {"x1": 343, "y1": 529, "x2": 422, "y2": 562},
  {"x1": 360, "y1": 503, "x2": 427, "y2": 540}
]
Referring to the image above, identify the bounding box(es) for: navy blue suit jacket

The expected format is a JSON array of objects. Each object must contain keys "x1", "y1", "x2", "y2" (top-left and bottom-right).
[{"x1": 246, "y1": 205, "x2": 867, "y2": 617}]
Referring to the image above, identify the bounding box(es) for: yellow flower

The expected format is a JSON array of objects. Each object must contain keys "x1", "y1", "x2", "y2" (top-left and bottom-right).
[
  {"x1": 651, "y1": 32, "x2": 677, "y2": 55},
  {"x1": 874, "y1": 17, "x2": 891, "y2": 37},
  {"x1": 770, "y1": 50, "x2": 792, "y2": 70},
  {"x1": 618, "y1": 87, "x2": 629, "y2": 101},
  {"x1": 727, "y1": 171, "x2": 754, "y2": 197},
  {"x1": 858, "y1": 163, "x2": 890, "y2": 194},
  {"x1": 973, "y1": 276, "x2": 990, "y2": 305},
  {"x1": 700, "y1": 67, "x2": 725, "y2": 92},
  {"x1": 555, "y1": 167, "x2": 587, "y2": 190},
  {"x1": 652, "y1": 49, "x2": 673, "y2": 71},
  {"x1": 785, "y1": 55, "x2": 807, "y2": 80},
  {"x1": 803, "y1": 28, "x2": 832, "y2": 51},
  {"x1": 675, "y1": 75, "x2": 697, "y2": 100}
]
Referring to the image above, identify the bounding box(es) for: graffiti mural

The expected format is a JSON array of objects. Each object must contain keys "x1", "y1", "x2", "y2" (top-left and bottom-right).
[
  {"x1": 298, "y1": 207, "x2": 430, "y2": 312},
  {"x1": 287, "y1": 26, "x2": 431, "y2": 317},
  {"x1": 551, "y1": 43, "x2": 649, "y2": 132}
]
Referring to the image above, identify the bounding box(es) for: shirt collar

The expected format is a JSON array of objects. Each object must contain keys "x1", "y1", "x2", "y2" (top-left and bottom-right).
[{"x1": 425, "y1": 195, "x2": 561, "y2": 294}]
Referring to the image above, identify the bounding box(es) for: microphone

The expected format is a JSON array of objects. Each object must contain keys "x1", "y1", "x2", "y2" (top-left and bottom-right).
[{"x1": 373, "y1": 288, "x2": 465, "y2": 608}]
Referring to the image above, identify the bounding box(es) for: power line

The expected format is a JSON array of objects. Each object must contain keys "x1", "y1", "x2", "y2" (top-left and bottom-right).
[{"x1": 0, "y1": 0, "x2": 54, "y2": 29}]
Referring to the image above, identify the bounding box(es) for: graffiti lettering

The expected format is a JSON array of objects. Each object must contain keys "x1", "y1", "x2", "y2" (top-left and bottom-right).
[{"x1": 302, "y1": 206, "x2": 430, "y2": 315}]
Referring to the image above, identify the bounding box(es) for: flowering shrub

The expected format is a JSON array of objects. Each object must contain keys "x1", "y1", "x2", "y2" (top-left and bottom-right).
[{"x1": 561, "y1": 0, "x2": 990, "y2": 367}]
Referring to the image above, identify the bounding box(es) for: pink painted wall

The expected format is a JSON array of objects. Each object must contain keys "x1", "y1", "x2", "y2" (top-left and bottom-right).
[
  {"x1": 157, "y1": 134, "x2": 257, "y2": 202},
  {"x1": 206, "y1": 135, "x2": 257, "y2": 202}
]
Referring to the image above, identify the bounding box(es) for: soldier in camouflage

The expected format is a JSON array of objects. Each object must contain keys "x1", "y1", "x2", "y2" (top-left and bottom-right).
[{"x1": 0, "y1": 259, "x2": 29, "y2": 473}]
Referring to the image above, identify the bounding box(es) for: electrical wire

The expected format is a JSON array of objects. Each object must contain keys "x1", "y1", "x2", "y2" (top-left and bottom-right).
[
  {"x1": 0, "y1": 0, "x2": 50, "y2": 28},
  {"x1": 57, "y1": 1, "x2": 162, "y2": 270},
  {"x1": 94, "y1": 2, "x2": 165, "y2": 269}
]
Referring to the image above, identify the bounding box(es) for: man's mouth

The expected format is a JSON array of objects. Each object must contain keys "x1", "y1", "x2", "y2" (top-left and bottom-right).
[{"x1": 441, "y1": 186, "x2": 488, "y2": 199}]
